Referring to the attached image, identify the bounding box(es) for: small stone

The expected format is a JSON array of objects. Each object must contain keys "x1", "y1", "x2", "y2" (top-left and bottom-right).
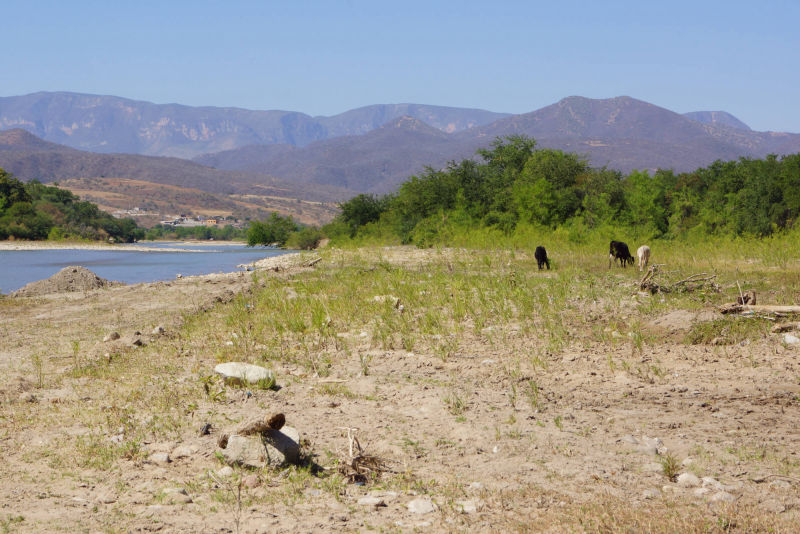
[
  {"x1": 214, "y1": 362, "x2": 274, "y2": 386},
  {"x1": 220, "y1": 426, "x2": 301, "y2": 468},
  {"x1": 639, "y1": 436, "x2": 667, "y2": 455},
  {"x1": 455, "y1": 499, "x2": 481, "y2": 514},
  {"x1": 152, "y1": 325, "x2": 166, "y2": 336},
  {"x1": 769, "y1": 479, "x2": 791, "y2": 490},
  {"x1": 95, "y1": 492, "x2": 117, "y2": 504},
  {"x1": 171, "y1": 445, "x2": 198, "y2": 459},
  {"x1": 681, "y1": 457, "x2": 694, "y2": 467},
  {"x1": 216, "y1": 466, "x2": 234, "y2": 477},
  {"x1": 677, "y1": 473, "x2": 702, "y2": 488},
  {"x1": 710, "y1": 491, "x2": 736, "y2": 503},
  {"x1": 642, "y1": 488, "x2": 661, "y2": 500},
  {"x1": 357, "y1": 496, "x2": 386, "y2": 508},
  {"x1": 408, "y1": 497, "x2": 437, "y2": 514},
  {"x1": 176, "y1": 274, "x2": 182, "y2": 279},
  {"x1": 621, "y1": 435, "x2": 639, "y2": 445},
  {"x1": 693, "y1": 487, "x2": 711, "y2": 498},
  {"x1": 149, "y1": 452, "x2": 171, "y2": 464},
  {"x1": 19, "y1": 391, "x2": 37, "y2": 403},
  {"x1": 783, "y1": 334, "x2": 800, "y2": 345},
  {"x1": 103, "y1": 331, "x2": 120, "y2": 342},
  {"x1": 701, "y1": 477, "x2": 723, "y2": 490},
  {"x1": 468, "y1": 482, "x2": 484, "y2": 491}
]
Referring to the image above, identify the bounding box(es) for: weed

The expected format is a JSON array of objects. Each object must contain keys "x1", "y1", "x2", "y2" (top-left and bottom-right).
[
  {"x1": 660, "y1": 452, "x2": 680, "y2": 481},
  {"x1": 443, "y1": 391, "x2": 466, "y2": 416}
]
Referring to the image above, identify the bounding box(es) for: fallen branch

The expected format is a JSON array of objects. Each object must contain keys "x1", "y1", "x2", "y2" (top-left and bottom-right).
[
  {"x1": 306, "y1": 257, "x2": 322, "y2": 267},
  {"x1": 639, "y1": 265, "x2": 719, "y2": 294},
  {"x1": 720, "y1": 304, "x2": 800, "y2": 315}
]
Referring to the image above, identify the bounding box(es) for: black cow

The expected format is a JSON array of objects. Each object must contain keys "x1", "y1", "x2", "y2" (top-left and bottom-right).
[
  {"x1": 609, "y1": 240, "x2": 635, "y2": 268},
  {"x1": 534, "y1": 246, "x2": 550, "y2": 270}
]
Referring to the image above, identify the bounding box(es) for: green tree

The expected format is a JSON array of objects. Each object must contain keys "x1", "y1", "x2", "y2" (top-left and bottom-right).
[{"x1": 247, "y1": 213, "x2": 297, "y2": 246}]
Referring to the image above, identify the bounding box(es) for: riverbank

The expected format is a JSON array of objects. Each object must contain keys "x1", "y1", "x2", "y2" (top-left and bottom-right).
[
  {"x1": 1, "y1": 245, "x2": 798, "y2": 532},
  {"x1": 0, "y1": 239, "x2": 250, "y2": 252}
]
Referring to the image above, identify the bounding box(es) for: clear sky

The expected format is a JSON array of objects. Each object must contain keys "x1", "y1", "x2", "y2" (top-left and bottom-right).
[{"x1": 3, "y1": 0, "x2": 799, "y2": 132}]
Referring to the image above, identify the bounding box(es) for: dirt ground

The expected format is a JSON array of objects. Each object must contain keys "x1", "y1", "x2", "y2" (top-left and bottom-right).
[{"x1": 1, "y1": 246, "x2": 799, "y2": 533}]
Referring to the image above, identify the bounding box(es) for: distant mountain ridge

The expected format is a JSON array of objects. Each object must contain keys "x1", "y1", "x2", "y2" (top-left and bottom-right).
[
  {"x1": 3, "y1": 92, "x2": 800, "y2": 196},
  {"x1": 0, "y1": 92, "x2": 508, "y2": 158}
]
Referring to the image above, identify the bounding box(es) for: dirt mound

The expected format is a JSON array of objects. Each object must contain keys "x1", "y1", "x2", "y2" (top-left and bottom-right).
[{"x1": 11, "y1": 266, "x2": 122, "y2": 297}]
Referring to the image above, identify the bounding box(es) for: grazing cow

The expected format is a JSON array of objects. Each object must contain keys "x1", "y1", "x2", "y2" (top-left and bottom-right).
[
  {"x1": 637, "y1": 245, "x2": 651, "y2": 272},
  {"x1": 534, "y1": 246, "x2": 550, "y2": 270},
  {"x1": 609, "y1": 240, "x2": 635, "y2": 268}
]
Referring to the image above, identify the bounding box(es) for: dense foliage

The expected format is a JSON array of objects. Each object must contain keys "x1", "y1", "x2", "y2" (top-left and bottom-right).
[
  {"x1": 325, "y1": 136, "x2": 800, "y2": 246},
  {"x1": 143, "y1": 223, "x2": 246, "y2": 241},
  {"x1": 0, "y1": 169, "x2": 143, "y2": 242},
  {"x1": 247, "y1": 212, "x2": 299, "y2": 247}
]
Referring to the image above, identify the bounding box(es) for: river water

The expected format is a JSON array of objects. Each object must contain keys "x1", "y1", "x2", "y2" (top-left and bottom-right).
[{"x1": 0, "y1": 242, "x2": 292, "y2": 294}]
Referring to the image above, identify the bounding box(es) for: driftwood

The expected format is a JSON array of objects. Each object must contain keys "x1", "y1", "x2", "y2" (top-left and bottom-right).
[
  {"x1": 720, "y1": 304, "x2": 800, "y2": 316},
  {"x1": 639, "y1": 265, "x2": 719, "y2": 294},
  {"x1": 306, "y1": 257, "x2": 322, "y2": 267},
  {"x1": 337, "y1": 427, "x2": 395, "y2": 483},
  {"x1": 771, "y1": 322, "x2": 800, "y2": 333}
]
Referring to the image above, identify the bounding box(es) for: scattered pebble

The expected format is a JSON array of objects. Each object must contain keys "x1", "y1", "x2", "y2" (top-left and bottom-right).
[
  {"x1": 358, "y1": 496, "x2": 386, "y2": 508},
  {"x1": 455, "y1": 499, "x2": 481, "y2": 514},
  {"x1": 783, "y1": 334, "x2": 800, "y2": 345},
  {"x1": 408, "y1": 497, "x2": 437, "y2": 514},
  {"x1": 148, "y1": 452, "x2": 170, "y2": 465},
  {"x1": 216, "y1": 466, "x2": 234, "y2": 478}
]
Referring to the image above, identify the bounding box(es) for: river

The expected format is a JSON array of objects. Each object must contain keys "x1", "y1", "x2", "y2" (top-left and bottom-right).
[{"x1": 0, "y1": 241, "x2": 293, "y2": 294}]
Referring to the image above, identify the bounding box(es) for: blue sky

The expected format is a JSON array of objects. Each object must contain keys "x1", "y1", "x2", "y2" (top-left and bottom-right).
[{"x1": 3, "y1": 0, "x2": 799, "y2": 132}]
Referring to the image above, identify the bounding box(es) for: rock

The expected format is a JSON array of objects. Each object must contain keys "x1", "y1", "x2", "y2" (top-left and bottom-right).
[
  {"x1": 455, "y1": 499, "x2": 481, "y2": 514},
  {"x1": 677, "y1": 473, "x2": 702, "y2": 488},
  {"x1": 693, "y1": 487, "x2": 711, "y2": 498},
  {"x1": 681, "y1": 457, "x2": 694, "y2": 467},
  {"x1": 95, "y1": 492, "x2": 117, "y2": 504},
  {"x1": 220, "y1": 426, "x2": 300, "y2": 468},
  {"x1": 216, "y1": 466, "x2": 234, "y2": 478},
  {"x1": 783, "y1": 334, "x2": 800, "y2": 345},
  {"x1": 357, "y1": 496, "x2": 386, "y2": 508},
  {"x1": 642, "y1": 488, "x2": 661, "y2": 500},
  {"x1": 408, "y1": 497, "x2": 437, "y2": 514},
  {"x1": 148, "y1": 452, "x2": 171, "y2": 465},
  {"x1": 19, "y1": 391, "x2": 37, "y2": 403},
  {"x1": 710, "y1": 491, "x2": 736, "y2": 503},
  {"x1": 171, "y1": 445, "x2": 198, "y2": 459},
  {"x1": 152, "y1": 325, "x2": 166, "y2": 336},
  {"x1": 639, "y1": 436, "x2": 667, "y2": 455},
  {"x1": 468, "y1": 482, "x2": 484, "y2": 491},
  {"x1": 103, "y1": 332, "x2": 121, "y2": 342},
  {"x1": 214, "y1": 362, "x2": 274, "y2": 387}
]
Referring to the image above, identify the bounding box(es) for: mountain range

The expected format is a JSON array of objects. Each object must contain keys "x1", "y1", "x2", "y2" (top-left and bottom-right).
[{"x1": 2, "y1": 91, "x2": 800, "y2": 211}]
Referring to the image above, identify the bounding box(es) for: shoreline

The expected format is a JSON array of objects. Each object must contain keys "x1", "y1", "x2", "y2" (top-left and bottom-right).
[{"x1": 0, "y1": 239, "x2": 250, "y2": 253}]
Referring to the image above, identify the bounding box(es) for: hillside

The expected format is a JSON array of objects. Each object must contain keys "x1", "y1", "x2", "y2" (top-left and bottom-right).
[
  {"x1": 0, "y1": 92, "x2": 508, "y2": 157},
  {"x1": 0, "y1": 128, "x2": 354, "y2": 203},
  {"x1": 59, "y1": 177, "x2": 338, "y2": 226}
]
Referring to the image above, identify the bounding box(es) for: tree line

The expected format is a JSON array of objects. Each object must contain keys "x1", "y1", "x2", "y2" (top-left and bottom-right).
[
  {"x1": 0, "y1": 169, "x2": 143, "y2": 242},
  {"x1": 323, "y1": 136, "x2": 800, "y2": 246}
]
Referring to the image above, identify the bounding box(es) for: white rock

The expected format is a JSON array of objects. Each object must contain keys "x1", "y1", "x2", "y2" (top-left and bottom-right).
[
  {"x1": 677, "y1": 473, "x2": 702, "y2": 488},
  {"x1": 152, "y1": 325, "x2": 166, "y2": 336},
  {"x1": 693, "y1": 487, "x2": 711, "y2": 498},
  {"x1": 148, "y1": 452, "x2": 170, "y2": 464},
  {"x1": 214, "y1": 362, "x2": 274, "y2": 386},
  {"x1": 468, "y1": 482, "x2": 485, "y2": 491},
  {"x1": 701, "y1": 477, "x2": 723, "y2": 490},
  {"x1": 456, "y1": 499, "x2": 481, "y2": 514},
  {"x1": 408, "y1": 497, "x2": 437, "y2": 514},
  {"x1": 783, "y1": 334, "x2": 800, "y2": 344},
  {"x1": 216, "y1": 466, "x2": 234, "y2": 477},
  {"x1": 357, "y1": 496, "x2": 386, "y2": 508}
]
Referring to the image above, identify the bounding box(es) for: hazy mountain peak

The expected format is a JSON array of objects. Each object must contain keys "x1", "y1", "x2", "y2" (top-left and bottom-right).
[
  {"x1": 0, "y1": 128, "x2": 73, "y2": 152},
  {"x1": 378, "y1": 115, "x2": 446, "y2": 135},
  {"x1": 683, "y1": 111, "x2": 751, "y2": 131}
]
